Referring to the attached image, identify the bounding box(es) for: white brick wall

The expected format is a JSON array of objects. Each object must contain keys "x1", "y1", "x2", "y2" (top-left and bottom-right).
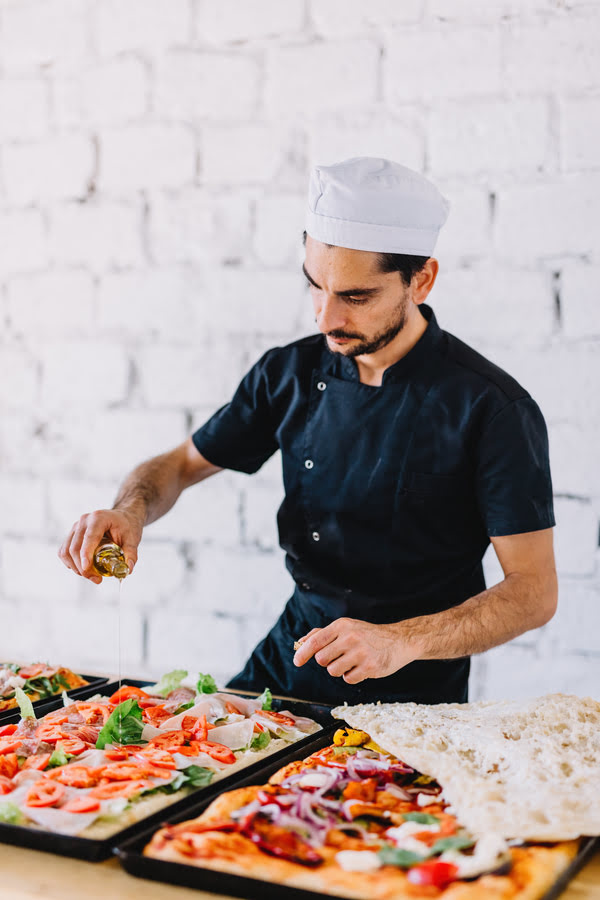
[{"x1": 1, "y1": 0, "x2": 599, "y2": 701}]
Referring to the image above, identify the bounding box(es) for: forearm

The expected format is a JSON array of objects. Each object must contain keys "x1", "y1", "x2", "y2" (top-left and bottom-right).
[{"x1": 396, "y1": 572, "x2": 558, "y2": 661}]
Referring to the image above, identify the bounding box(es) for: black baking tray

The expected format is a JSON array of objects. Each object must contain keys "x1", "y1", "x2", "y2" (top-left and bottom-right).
[
  {"x1": 116, "y1": 727, "x2": 600, "y2": 900},
  {"x1": 0, "y1": 671, "x2": 108, "y2": 722},
  {"x1": 0, "y1": 679, "x2": 335, "y2": 861}
]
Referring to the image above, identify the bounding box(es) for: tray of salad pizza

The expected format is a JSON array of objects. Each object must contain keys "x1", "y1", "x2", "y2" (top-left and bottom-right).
[
  {"x1": 0, "y1": 662, "x2": 107, "y2": 720},
  {"x1": 0, "y1": 670, "x2": 332, "y2": 861}
]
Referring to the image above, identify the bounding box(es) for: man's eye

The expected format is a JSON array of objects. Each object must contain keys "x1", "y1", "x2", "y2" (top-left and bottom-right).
[{"x1": 345, "y1": 296, "x2": 370, "y2": 305}]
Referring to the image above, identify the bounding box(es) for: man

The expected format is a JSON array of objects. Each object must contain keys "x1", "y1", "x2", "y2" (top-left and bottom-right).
[{"x1": 59, "y1": 158, "x2": 557, "y2": 706}]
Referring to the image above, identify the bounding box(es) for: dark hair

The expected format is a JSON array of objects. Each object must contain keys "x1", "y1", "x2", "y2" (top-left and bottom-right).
[{"x1": 302, "y1": 231, "x2": 429, "y2": 286}]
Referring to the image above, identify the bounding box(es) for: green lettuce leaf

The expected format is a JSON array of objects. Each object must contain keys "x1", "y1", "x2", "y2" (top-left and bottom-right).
[
  {"x1": 47, "y1": 747, "x2": 72, "y2": 768},
  {"x1": 257, "y1": 687, "x2": 273, "y2": 710},
  {"x1": 96, "y1": 699, "x2": 144, "y2": 749},
  {"x1": 147, "y1": 669, "x2": 188, "y2": 698},
  {"x1": 183, "y1": 765, "x2": 214, "y2": 788},
  {"x1": 378, "y1": 846, "x2": 427, "y2": 868},
  {"x1": 251, "y1": 729, "x2": 271, "y2": 751},
  {"x1": 0, "y1": 803, "x2": 23, "y2": 825},
  {"x1": 196, "y1": 673, "x2": 217, "y2": 694},
  {"x1": 402, "y1": 812, "x2": 440, "y2": 825},
  {"x1": 430, "y1": 835, "x2": 475, "y2": 855},
  {"x1": 15, "y1": 686, "x2": 35, "y2": 720}
]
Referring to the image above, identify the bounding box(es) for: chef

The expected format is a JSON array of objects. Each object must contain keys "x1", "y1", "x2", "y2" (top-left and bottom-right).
[{"x1": 59, "y1": 158, "x2": 557, "y2": 706}]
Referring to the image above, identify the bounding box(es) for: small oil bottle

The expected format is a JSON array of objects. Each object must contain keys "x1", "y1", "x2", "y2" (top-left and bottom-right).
[{"x1": 93, "y1": 535, "x2": 129, "y2": 579}]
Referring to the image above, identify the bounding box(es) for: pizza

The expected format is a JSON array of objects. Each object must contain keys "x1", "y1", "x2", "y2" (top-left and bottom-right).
[
  {"x1": 0, "y1": 672, "x2": 320, "y2": 839},
  {"x1": 0, "y1": 663, "x2": 88, "y2": 713},
  {"x1": 144, "y1": 727, "x2": 581, "y2": 899}
]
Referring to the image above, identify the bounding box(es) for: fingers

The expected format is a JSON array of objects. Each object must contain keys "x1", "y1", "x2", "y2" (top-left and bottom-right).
[
  {"x1": 293, "y1": 623, "x2": 338, "y2": 667},
  {"x1": 120, "y1": 542, "x2": 138, "y2": 574},
  {"x1": 79, "y1": 513, "x2": 111, "y2": 577},
  {"x1": 58, "y1": 526, "x2": 79, "y2": 575}
]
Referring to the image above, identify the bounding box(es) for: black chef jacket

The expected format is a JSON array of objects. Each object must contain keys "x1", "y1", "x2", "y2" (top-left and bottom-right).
[{"x1": 192, "y1": 304, "x2": 554, "y2": 706}]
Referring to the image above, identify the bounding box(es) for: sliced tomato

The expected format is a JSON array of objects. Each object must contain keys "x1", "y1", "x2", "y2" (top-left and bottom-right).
[
  {"x1": 0, "y1": 775, "x2": 14, "y2": 795},
  {"x1": 26, "y1": 780, "x2": 65, "y2": 808},
  {"x1": 89, "y1": 779, "x2": 152, "y2": 800},
  {"x1": 253, "y1": 722, "x2": 265, "y2": 734},
  {"x1": 103, "y1": 747, "x2": 129, "y2": 761},
  {"x1": 0, "y1": 738, "x2": 21, "y2": 755},
  {"x1": 170, "y1": 741, "x2": 201, "y2": 757},
  {"x1": 51, "y1": 766, "x2": 103, "y2": 789},
  {"x1": 39, "y1": 710, "x2": 69, "y2": 725},
  {"x1": 0, "y1": 754, "x2": 19, "y2": 779},
  {"x1": 62, "y1": 796, "x2": 101, "y2": 814},
  {"x1": 108, "y1": 685, "x2": 151, "y2": 705},
  {"x1": 143, "y1": 705, "x2": 171, "y2": 724},
  {"x1": 194, "y1": 741, "x2": 236, "y2": 765},
  {"x1": 34, "y1": 725, "x2": 66, "y2": 743},
  {"x1": 74, "y1": 703, "x2": 110, "y2": 725},
  {"x1": 406, "y1": 861, "x2": 459, "y2": 888},
  {"x1": 148, "y1": 730, "x2": 189, "y2": 751},
  {"x1": 258, "y1": 710, "x2": 296, "y2": 728},
  {"x1": 17, "y1": 664, "x2": 46, "y2": 678},
  {"x1": 138, "y1": 750, "x2": 177, "y2": 770},
  {"x1": 181, "y1": 714, "x2": 208, "y2": 741},
  {"x1": 0, "y1": 724, "x2": 18, "y2": 737},
  {"x1": 22, "y1": 753, "x2": 52, "y2": 771},
  {"x1": 224, "y1": 701, "x2": 242, "y2": 715},
  {"x1": 99, "y1": 762, "x2": 150, "y2": 781},
  {"x1": 56, "y1": 738, "x2": 86, "y2": 756}
]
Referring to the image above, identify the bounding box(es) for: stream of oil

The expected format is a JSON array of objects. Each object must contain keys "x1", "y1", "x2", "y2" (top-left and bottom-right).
[{"x1": 117, "y1": 577, "x2": 123, "y2": 731}]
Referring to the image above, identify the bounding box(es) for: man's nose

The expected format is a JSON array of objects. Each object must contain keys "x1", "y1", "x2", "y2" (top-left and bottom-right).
[{"x1": 315, "y1": 293, "x2": 347, "y2": 334}]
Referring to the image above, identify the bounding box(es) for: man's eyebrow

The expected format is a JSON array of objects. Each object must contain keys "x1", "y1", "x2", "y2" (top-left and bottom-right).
[{"x1": 302, "y1": 264, "x2": 380, "y2": 296}]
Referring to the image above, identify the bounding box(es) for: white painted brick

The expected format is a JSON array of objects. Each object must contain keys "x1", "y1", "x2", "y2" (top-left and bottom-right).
[
  {"x1": 156, "y1": 51, "x2": 260, "y2": 122},
  {"x1": 505, "y1": 17, "x2": 599, "y2": 93},
  {"x1": 137, "y1": 340, "x2": 248, "y2": 409},
  {"x1": 147, "y1": 472, "x2": 241, "y2": 544},
  {"x1": 0, "y1": 209, "x2": 48, "y2": 277},
  {"x1": 253, "y1": 194, "x2": 305, "y2": 268},
  {"x1": 0, "y1": 412, "x2": 92, "y2": 478},
  {"x1": 49, "y1": 201, "x2": 144, "y2": 271},
  {"x1": 203, "y1": 268, "x2": 308, "y2": 336},
  {"x1": 311, "y1": 0, "x2": 423, "y2": 35},
  {"x1": 308, "y1": 111, "x2": 424, "y2": 171},
  {"x1": 47, "y1": 596, "x2": 144, "y2": 671},
  {"x1": 478, "y1": 642, "x2": 600, "y2": 701},
  {"x1": 97, "y1": 268, "x2": 202, "y2": 340},
  {"x1": 540, "y1": 580, "x2": 600, "y2": 655},
  {"x1": 94, "y1": 0, "x2": 191, "y2": 56},
  {"x1": 243, "y1": 481, "x2": 282, "y2": 551},
  {"x1": 561, "y1": 263, "x2": 600, "y2": 339},
  {"x1": 433, "y1": 265, "x2": 554, "y2": 348},
  {"x1": 494, "y1": 176, "x2": 600, "y2": 261},
  {"x1": 197, "y1": 0, "x2": 304, "y2": 43},
  {"x1": 430, "y1": 98, "x2": 550, "y2": 176},
  {"x1": 0, "y1": 347, "x2": 38, "y2": 411},
  {"x1": 427, "y1": 0, "x2": 557, "y2": 21},
  {"x1": 238, "y1": 613, "x2": 281, "y2": 664},
  {"x1": 202, "y1": 125, "x2": 304, "y2": 187},
  {"x1": 99, "y1": 125, "x2": 196, "y2": 193},
  {"x1": 146, "y1": 609, "x2": 243, "y2": 680},
  {"x1": 3, "y1": 135, "x2": 94, "y2": 206},
  {"x1": 108, "y1": 540, "x2": 187, "y2": 608},
  {"x1": 562, "y1": 97, "x2": 600, "y2": 171},
  {"x1": 1, "y1": 0, "x2": 88, "y2": 70},
  {"x1": 0, "y1": 79, "x2": 48, "y2": 140},
  {"x1": 46, "y1": 477, "x2": 118, "y2": 540},
  {"x1": 148, "y1": 189, "x2": 251, "y2": 266},
  {"x1": 7, "y1": 270, "x2": 95, "y2": 337},
  {"x1": 266, "y1": 41, "x2": 379, "y2": 116},
  {"x1": 1, "y1": 537, "x2": 81, "y2": 603},
  {"x1": 184, "y1": 545, "x2": 293, "y2": 616},
  {"x1": 0, "y1": 599, "x2": 54, "y2": 663},
  {"x1": 81, "y1": 58, "x2": 149, "y2": 127},
  {"x1": 554, "y1": 497, "x2": 597, "y2": 576},
  {"x1": 549, "y1": 423, "x2": 600, "y2": 498},
  {"x1": 385, "y1": 27, "x2": 502, "y2": 102},
  {"x1": 0, "y1": 475, "x2": 45, "y2": 536},
  {"x1": 40, "y1": 341, "x2": 129, "y2": 411},
  {"x1": 86, "y1": 410, "x2": 187, "y2": 480},
  {"x1": 432, "y1": 185, "x2": 490, "y2": 267}
]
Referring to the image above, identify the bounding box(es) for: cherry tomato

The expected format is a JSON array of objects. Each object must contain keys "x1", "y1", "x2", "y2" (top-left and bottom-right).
[
  {"x1": 194, "y1": 741, "x2": 236, "y2": 765},
  {"x1": 26, "y1": 780, "x2": 65, "y2": 808},
  {"x1": 62, "y1": 796, "x2": 101, "y2": 814},
  {"x1": 406, "y1": 861, "x2": 459, "y2": 888},
  {"x1": 108, "y1": 685, "x2": 151, "y2": 705},
  {"x1": 0, "y1": 724, "x2": 18, "y2": 737},
  {"x1": 258, "y1": 710, "x2": 296, "y2": 728},
  {"x1": 22, "y1": 754, "x2": 52, "y2": 771}
]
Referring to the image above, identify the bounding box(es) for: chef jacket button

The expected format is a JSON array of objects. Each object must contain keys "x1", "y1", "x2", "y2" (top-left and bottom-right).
[
  {"x1": 317, "y1": 381, "x2": 327, "y2": 391},
  {"x1": 302, "y1": 582, "x2": 311, "y2": 591},
  {"x1": 305, "y1": 459, "x2": 314, "y2": 469},
  {"x1": 312, "y1": 531, "x2": 320, "y2": 542}
]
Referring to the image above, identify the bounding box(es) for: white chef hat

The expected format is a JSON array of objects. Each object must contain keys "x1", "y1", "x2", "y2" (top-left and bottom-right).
[{"x1": 306, "y1": 157, "x2": 449, "y2": 256}]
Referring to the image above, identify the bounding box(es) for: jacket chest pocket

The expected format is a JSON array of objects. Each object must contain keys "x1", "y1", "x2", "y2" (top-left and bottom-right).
[{"x1": 393, "y1": 472, "x2": 479, "y2": 560}]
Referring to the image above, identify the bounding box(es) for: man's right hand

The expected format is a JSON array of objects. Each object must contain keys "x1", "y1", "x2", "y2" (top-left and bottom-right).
[{"x1": 58, "y1": 509, "x2": 143, "y2": 585}]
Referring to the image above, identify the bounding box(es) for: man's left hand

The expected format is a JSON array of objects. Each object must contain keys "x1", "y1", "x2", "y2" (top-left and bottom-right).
[{"x1": 293, "y1": 617, "x2": 418, "y2": 684}]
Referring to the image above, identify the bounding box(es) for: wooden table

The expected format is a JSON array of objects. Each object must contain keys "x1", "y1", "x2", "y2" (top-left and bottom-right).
[{"x1": 1, "y1": 842, "x2": 599, "y2": 900}]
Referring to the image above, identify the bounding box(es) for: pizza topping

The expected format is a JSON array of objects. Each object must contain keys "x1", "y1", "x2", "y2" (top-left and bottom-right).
[
  {"x1": 439, "y1": 832, "x2": 510, "y2": 879},
  {"x1": 244, "y1": 815, "x2": 323, "y2": 866},
  {"x1": 406, "y1": 859, "x2": 459, "y2": 887},
  {"x1": 25, "y1": 780, "x2": 65, "y2": 808},
  {"x1": 335, "y1": 850, "x2": 382, "y2": 872}
]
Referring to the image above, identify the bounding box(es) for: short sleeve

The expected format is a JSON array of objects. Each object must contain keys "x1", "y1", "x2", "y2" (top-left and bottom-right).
[
  {"x1": 476, "y1": 396, "x2": 555, "y2": 536},
  {"x1": 191, "y1": 353, "x2": 278, "y2": 474}
]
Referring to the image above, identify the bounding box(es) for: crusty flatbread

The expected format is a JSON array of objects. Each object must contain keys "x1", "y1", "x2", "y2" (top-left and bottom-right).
[
  {"x1": 332, "y1": 694, "x2": 600, "y2": 841},
  {"x1": 145, "y1": 767, "x2": 580, "y2": 900},
  {"x1": 0, "y1": 667, "x2": 88, "y2": 712}
]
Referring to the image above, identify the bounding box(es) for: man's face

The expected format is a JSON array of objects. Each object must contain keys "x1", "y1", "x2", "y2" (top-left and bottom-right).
[{"x1": 303, "y1": 235, "x2": 412, "y2": 358}]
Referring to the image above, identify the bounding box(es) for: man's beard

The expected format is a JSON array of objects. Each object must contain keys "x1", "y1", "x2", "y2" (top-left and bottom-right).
[{"x1": 325, "y1": 297, "x2": 409, "y2": 359}]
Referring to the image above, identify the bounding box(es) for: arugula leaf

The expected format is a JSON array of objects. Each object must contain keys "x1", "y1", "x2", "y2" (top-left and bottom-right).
[
  {"x1": 251, "y1": 729, "x2": 271, "y2": 751},
  {"x1": 257, "y1": 687, "x2": 273, "y2": 710},
  {"x1": 183, "y1": 765, "x2": 214, "y2": 788},
  {"x1": 15, "y1": 686, "x2": 35, "y2": 720},
  {"x1": 174, "y1": 701, "x2": 195, "y2": 714},
  {"x1": 0, "y1": 803, "x2": 23, "y2": 825},
  {"x1": 196, "y1": 673, "x2": 217, "y2": 694},
  {"x1": 53, "y1": 672, "x2": 71, "y2": 692},
  {"x1": 430, "y1": 835, "x2": 475, "y2": 855},
  {"x1": 47, "y1": 747, "x2": 72, "y2": 768},
  {"x1": 378, "y1": 846, "x2": 427, "y2": 868},
  {"x1": 148, "y1": 669, "x2": 188, "y2": 698},
  {"x1": 96, "y1": 699, "x2": 144, "y2": 749},
  {"x1": 402, "y1": 812, "x2": 440, "y2": 825}
]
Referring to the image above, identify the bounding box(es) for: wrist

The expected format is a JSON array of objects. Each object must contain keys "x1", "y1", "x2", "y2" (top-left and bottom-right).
[
  {"x1": 389, "y1": 618, "x2": 428, "y2": 663},
  {"x1": 112, "y1": 501, "x2": 146, "y2": 531}
]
